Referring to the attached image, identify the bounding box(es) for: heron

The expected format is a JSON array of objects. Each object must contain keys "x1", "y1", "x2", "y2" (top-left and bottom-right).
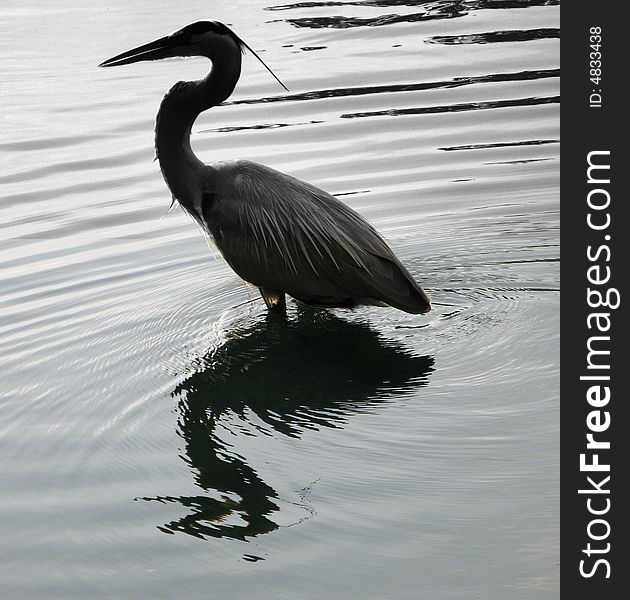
[{"x1": 99, "y1": 20, "x2": 431, "y2": 314}]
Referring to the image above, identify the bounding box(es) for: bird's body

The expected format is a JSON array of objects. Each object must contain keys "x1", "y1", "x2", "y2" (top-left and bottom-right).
[{"x1": 100, "y1": 20, "x2": 431, "y2": 314}]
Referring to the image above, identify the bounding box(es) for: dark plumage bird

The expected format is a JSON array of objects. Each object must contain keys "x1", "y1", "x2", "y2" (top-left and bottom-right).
[{"x1": 100, "y1": 20, "x2": 431, "y2": 314}]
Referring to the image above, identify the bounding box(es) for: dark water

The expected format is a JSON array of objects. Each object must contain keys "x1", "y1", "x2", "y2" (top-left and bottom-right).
[{"x1": 1, "y1": 1, "x2": 559, "y2": 597}]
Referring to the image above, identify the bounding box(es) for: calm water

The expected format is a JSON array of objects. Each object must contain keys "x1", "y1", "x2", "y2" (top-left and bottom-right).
[{"x1": 1, "y1": 1, "x2": 559, "y2": 598}]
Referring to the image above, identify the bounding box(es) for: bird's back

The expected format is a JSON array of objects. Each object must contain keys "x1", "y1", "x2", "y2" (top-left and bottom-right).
[{"x1": 201, "y1": 160, "x2": 431, "y2": 314}]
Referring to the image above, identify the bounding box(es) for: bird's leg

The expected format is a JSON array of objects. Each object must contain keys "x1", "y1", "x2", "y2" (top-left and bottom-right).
[{"x1": 259, "y1": 287, "x2": 286, "y2": 314}]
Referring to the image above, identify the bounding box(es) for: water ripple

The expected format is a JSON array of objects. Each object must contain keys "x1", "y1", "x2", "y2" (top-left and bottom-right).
[
  {"x1": 266, "y1": 0, "x2": 560, "y2": 28},
  {"x1": 340, "y1": 95, "x2": 559, "y2": 119},
  {"x1": 199, "y1": 120, "x2": 323, "y2": 134},
  {"x1": 266, "y1": 0, "x2": 559, "y2": 11},
  {"x1": 0, "y1": 133, "x2": 103, "y2": 152},
  {"x1": 427, "y1": 28, "x2": 560, "y2": 45},
  {"x1": 439, "y1": 139, "x2": 559, "y2": 151},
  {"x1": 224, "y1": 69, "x2": 559, "y2": 106}
]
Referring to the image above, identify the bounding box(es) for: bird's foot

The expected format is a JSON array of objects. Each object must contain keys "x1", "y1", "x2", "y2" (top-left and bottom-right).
[{"x1": 259, "y1": 287, "x2": 286, "y2": 315}]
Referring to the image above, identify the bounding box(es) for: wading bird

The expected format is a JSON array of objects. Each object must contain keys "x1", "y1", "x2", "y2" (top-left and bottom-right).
[{"x1": 100, "y1": 21, "x2": 431, "y2": 314}]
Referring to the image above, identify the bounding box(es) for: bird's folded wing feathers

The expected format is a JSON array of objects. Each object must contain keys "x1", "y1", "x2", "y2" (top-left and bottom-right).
[{"x1": 203, "y1": 161, "x2": 429, "y2": 312}]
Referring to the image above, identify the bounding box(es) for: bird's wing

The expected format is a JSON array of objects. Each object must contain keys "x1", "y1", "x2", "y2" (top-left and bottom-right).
[{"x1": 202, "y1": 160, "x2": 430, "y2": 313}]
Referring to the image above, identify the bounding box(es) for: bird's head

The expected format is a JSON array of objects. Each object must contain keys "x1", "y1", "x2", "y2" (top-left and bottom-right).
[
  {"x1": 99, "y1": 21, "x2": 241, "y2": 66},
  {"x1": 99, "y1": 20, "x2": 288, "y2": 90}
]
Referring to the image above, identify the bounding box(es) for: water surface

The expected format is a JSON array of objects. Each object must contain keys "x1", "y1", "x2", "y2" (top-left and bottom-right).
[{"x1": 1, "y1": 1, "x2": 559, "y2": 598}]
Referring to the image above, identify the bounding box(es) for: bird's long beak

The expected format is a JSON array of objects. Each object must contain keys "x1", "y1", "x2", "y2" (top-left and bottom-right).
[{"x1": 99, "y1": 34, "x2": 179, "y2": 67}]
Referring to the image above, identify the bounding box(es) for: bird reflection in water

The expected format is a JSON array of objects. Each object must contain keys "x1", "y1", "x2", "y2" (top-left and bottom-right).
[{"x1": 140, "y1": 309, "x2": 434, "y2": 540}]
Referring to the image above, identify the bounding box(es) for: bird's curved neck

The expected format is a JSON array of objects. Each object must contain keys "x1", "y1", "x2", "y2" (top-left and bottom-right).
[{"x1": 154, "y1": 53, "x2": 241, "y2": 214}]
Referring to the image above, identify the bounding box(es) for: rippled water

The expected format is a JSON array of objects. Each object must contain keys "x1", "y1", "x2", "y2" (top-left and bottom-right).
[{"x1": 1, "y1": 1, "x2": 559, "y2": 597}]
